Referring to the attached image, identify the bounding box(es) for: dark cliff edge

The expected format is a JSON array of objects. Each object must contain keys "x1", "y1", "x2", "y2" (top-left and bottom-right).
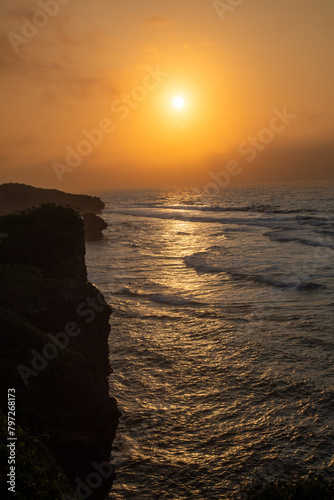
[
  {"x1": 0, "y1": 204, "x2": 120, "y2": 499},
  {"x1": 83, "y1": 214, "x2": 109, "y2": 242},
  {"x1": 0, "y1": 183, "x2": 105, "y2": 216},
  {"x1": 0, "y1": 183, "x2": 109, "y2": 242}
]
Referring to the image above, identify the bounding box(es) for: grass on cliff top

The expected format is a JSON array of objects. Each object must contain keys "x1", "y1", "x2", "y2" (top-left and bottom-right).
[{"x1": 0, "y1": 204, "x2": 83, "y2": 271}]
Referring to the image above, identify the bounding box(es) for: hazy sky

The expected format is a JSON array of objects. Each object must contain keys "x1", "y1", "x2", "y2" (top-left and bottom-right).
[{"x1": 0, "y1": 0, "x2": 333, "y2": 192}]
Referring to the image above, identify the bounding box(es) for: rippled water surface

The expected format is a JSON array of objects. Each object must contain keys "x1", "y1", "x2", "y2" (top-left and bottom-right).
[{"x1": 85, "y1": 183, "x2": 334, "y2": 499}]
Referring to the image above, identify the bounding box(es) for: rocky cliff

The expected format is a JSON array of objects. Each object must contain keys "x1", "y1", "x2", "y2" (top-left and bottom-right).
[
  {"x1": 83, "y1": 213, "x2": 109, "y2": 242},
  {"x1": 0, "y1": 183, "x2": 105, "y2": 215},
  {"x1": 0, "y1": 204, "x2": 120, "y2": 499},
  {"x1": 0, "y1": 183, "x2": 109, "y2": 242}
]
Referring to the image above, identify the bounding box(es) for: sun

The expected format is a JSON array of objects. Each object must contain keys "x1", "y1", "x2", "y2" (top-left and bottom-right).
[{"x1": 172, "y1": 95, "x2": 185, "y2": 109}]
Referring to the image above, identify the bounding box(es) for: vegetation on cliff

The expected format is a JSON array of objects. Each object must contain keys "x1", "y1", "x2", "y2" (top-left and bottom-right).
[
  {"x1": 0, "y1": 183, "x2": 109, "y2": 242},
  {"x1": 0, "y1": 183, "x2": 104, "y2": 216}
]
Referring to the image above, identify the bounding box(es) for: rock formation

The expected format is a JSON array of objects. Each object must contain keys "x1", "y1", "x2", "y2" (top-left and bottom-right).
[
  {"x1": 83, "y1": 213, "x2": 109, "y2": 241},
  {"x1": 0, "y1": 204, "x2": 119, "y2": 499},
  {"x1": 0, "y1": 183, "x2": 109, "y2": 242},
  {"x1": 0, "y1": 183, "x2": 105, "y2": 216}
]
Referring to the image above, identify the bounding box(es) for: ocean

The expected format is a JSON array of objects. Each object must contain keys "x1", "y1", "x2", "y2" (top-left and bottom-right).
[{"x1": 85, "y1": 182, "x2": 334, "y2": 499}]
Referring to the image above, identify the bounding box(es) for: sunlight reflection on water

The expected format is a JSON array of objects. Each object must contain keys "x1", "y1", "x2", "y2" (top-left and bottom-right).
[{"x1": 86, "y1": 184, "x2": 334, "y2": 499}]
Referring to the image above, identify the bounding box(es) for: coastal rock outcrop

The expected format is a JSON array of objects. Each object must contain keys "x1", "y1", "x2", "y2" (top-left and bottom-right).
[
  {"x1": 0, "y1": 204, "x2": 119, "y2": 499},
  {"x1": 0, "y1": 183, "x2": 109, "y2": 242},
  {"x1": 0, "y1": 183, "x2": 105, "y2": 215},
  {"x1": 83, "y1": 213, "x2": 109, "y2": 241}
]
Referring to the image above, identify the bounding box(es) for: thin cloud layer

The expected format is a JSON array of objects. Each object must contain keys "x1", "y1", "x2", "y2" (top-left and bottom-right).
[
  {"x1": 144, "y1": 16, "x2": 170, "y2": 26},
  {"x1": 0, "y1": 0, "x2": 333, "y2": 191}
]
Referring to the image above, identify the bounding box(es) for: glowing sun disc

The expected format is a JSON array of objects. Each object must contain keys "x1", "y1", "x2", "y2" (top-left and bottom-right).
[{"x1": 172, "y1": 95, "x2": 185, "y2": 109}]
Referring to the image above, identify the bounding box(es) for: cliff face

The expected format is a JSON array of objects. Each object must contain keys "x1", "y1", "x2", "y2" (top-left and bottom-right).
[
  {"x1": 0, "y1": 204, "x2": 120, "y2": 499},
  {"x1": 83, "y1": 213, "x2": 109, "y2": 242},
  {"x1": 0, "y1": 183, "x2": 105, "y2": 215},
  {"x1": 0, "y1": 183, "x2": 109, "y2": 243}
]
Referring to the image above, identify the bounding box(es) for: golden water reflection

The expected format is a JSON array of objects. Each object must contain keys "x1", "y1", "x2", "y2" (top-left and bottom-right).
[{"x1": 149, "y1": 217, "x2": 216, "y2": 295}]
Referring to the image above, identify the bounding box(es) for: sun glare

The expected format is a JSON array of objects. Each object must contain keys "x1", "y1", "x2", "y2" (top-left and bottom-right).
[{"x1": 172, "y1": 95, "x2": 185, "y2": 109}]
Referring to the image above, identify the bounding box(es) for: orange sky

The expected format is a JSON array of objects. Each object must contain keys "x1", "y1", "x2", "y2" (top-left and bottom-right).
[{"x1": 0, "y1": 0, "x2": 333, "y2": 192}]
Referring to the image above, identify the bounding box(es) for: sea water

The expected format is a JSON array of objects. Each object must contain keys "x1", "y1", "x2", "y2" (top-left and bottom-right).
[{"x1": 85, "y1": 182, "x2": 334, "y2": 499}]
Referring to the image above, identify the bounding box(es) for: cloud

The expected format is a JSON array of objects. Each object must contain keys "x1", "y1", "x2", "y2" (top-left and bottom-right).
[
  {"x1": 144, "y1": 16, "x2": 170, "y2": 26},
  {"x1": 0, "y1": 23, "x2": 119, "y2": 101},
  {"x1": 141, "y1": 44, "x2": 160, "y2": 55},
  {"x1": 204, "y1": 135, "x2": 334, "y2": 185},
  {"x1": 299, "y1": 110, "x2": 326, "y2": 123},
  {"x1": 2, "y1": 0, "x2": 37, "y2": 20}
]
